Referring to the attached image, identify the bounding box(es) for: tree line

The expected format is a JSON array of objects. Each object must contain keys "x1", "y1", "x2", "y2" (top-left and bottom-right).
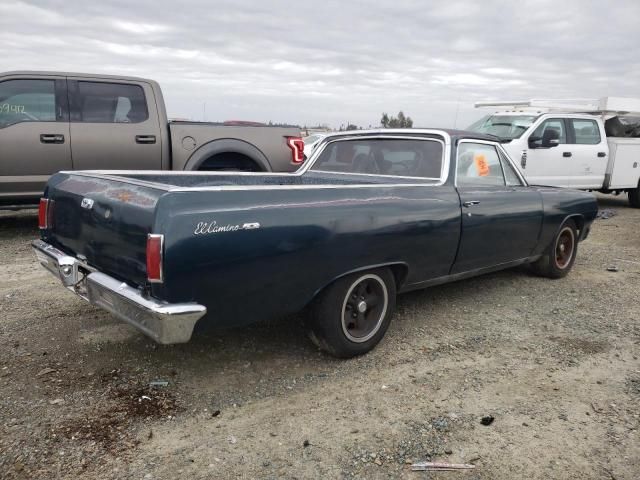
[{"x1": 335, "y1": 111, "x2": 414, "y2": 131}]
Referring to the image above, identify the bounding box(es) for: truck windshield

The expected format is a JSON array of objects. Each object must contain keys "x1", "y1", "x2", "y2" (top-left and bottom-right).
[{"x1": 467, "y1": 114, "x2": 538, "y2": 140}]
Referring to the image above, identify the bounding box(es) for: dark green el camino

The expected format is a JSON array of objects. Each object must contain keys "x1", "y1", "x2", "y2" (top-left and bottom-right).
[{"x1": 32, "y1": 129, "x2": 598, "y2": 357}]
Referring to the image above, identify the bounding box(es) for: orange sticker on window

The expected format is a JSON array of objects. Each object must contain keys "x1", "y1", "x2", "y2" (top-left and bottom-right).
[{"x1": 474, "y1": 154, "x2": 490, "y2": 176}]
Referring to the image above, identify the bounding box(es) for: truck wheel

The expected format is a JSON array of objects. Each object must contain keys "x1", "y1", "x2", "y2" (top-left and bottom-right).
[
  {"x1": 530, "y1": 219, "x2": 578, "y2": 279},
  {"x1": 306, "y1": 268, "x2": 396, "y2": 358},
  {"x1": 199, "y1": 153, "x2": 262, "y2": 172},
  {"x1": 629, "y1": 186, "x2": 640, "y2": 208}
]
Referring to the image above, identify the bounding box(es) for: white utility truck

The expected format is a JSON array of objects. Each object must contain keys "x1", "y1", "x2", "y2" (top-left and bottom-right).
[{"x1": 468, "y1": 98, "x2": 640, "y2": 207}]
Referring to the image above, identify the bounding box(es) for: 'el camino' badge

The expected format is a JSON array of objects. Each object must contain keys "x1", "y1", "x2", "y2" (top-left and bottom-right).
[
  {"x1": 194, "y1": 221, "x2": 261, "y2": 235},
  {"x1": 80, "y1": 198, "x2": 94, "y2": 210}
]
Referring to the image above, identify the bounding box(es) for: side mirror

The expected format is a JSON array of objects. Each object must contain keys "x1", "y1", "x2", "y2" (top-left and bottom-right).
[
  {"x1": 541, "y1": 129, "x2": 560, "y2": 148},
  {"x1": 528, "y1": 136, "x2": 542, "y2": 149}
]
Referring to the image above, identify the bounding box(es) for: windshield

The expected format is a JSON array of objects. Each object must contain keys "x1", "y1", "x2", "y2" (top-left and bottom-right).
[{"x1": 467, "y1": 114, "x2": 537, "y2": 140}]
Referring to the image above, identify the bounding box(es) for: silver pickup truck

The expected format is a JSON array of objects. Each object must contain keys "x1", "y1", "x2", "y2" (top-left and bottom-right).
[{"x1": 0, "y1": 71, "x2": 304, "y2": 207}]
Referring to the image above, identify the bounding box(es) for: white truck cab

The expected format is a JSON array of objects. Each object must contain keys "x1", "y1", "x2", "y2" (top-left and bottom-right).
[{"x1": 468, "y1": 98, "x2": 640, "y2": 207}]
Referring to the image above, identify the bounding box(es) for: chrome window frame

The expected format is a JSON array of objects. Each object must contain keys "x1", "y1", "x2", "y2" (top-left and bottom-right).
[
  {"x1": 300, "y1": 132, "x2": 450, "y2": 185},
  {"x1": 454, "y1": 139, "x2": 528, "y2": 188}
]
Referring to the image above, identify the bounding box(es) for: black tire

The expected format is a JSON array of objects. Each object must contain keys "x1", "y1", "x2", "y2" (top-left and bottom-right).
[
  {"x1": 198, "y1": 153, "x2": 261, "y2": 172},
  {"x1": 530, "y1": 219, "x2": 578, "y2": 279},
  {"x1": 306, "y1": 268, "x2": 396, "y2": 358},
  {"x1": 629, "y1": 187, "x2": 640, "y2": 208}
]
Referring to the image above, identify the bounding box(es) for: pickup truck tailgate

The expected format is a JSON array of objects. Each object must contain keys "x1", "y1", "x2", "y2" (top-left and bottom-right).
[{"x1": 42, "y1": 173, "x2": 164, "y2": 287}]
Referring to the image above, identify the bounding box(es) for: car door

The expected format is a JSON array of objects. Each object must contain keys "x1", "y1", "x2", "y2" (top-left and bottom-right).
[
  {"x1": 567, "y1": 118, "x2": 608, "y2": 189},
  {"x1": 452, "y1": 141, "x2": 543, "y2": 274},
  {"x1": 0, "y1": 76, "x2": 70, "y2": 202},
  {"x1": 522, "y1": 118, "x2": 571, "y2": 187},
  {"x1": 68, "y1": 78, "x2": 162, "y2": 170}
]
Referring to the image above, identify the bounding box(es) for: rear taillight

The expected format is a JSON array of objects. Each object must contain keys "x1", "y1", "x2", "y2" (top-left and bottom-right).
[
  {"x1": 146, "y1": 234, "x2": 164, "y2": 283},
  {"x1": 38, "y1": 198, "x2": 49, "y2": 229},
  {"x1": 286, "y1": 136, "x2": 305, "y2": 164}
]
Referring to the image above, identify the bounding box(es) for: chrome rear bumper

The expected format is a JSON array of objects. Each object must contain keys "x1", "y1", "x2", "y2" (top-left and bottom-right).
[{"x1": 32, "y1": 239, "x2": 206, "y2": 344}]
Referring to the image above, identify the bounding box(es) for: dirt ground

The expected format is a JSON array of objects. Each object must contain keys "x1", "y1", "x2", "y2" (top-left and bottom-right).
[{"x1": 0, "y1": 194, "x2": 638, "y2": 480}]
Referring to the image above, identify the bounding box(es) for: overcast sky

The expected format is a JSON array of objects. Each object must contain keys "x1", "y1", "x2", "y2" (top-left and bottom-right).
[{"x1": 2, "y1": 0, "x2": 639, "y2": 128}]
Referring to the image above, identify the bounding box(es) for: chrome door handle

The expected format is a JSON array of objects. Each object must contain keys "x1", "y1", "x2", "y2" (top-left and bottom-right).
[
  {"x1": 462, "y1": 200, "x2": 480, "y2": 207},
  {"x1": 135, "y1": 135, "x2": 156, "y2": 144},
  {"x1": 40, "y1": 134, "x2": 65, "y2": 144}
]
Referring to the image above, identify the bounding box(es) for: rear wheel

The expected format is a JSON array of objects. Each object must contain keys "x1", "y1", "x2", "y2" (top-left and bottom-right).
[
  {"x1": 530, "y1": 219, "x2": 578, "y2": 279},
  {"x1": 629, "y1": 185, "x2": 640, "y2": 208},
  {"x1": 306, "y1": 268, "x2": 396, "y2": 358},
  {"x1": 198, "y1": 153, "x2": 261, "y2": 172}
]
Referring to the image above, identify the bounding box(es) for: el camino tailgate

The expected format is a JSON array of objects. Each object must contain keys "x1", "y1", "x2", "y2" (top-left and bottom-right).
[{"x1": 42, "y1": 173, "x2": 165, "y2": 287}]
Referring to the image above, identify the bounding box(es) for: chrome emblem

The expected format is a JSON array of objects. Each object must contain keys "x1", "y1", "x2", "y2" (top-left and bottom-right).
[
  {"x1": 80, "y1": 198, "x2": 94, "y2": 210},
  {"x1": 194, "y1": 221, "x2": 261, "y2": 235}
]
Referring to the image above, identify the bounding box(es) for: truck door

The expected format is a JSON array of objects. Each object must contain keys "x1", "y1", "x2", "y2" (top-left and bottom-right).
[
  {"x1": 0, "y1": 76, "x2": 70, "y2": 203},
  {"x1": 452, "y1": 141, "x2": 543, "y2": 274},
  {"x1": 68, "y1": 79, "x2": 162, "y2": 170},
  {"x1": 522, "y1": 118, "x2": 571, "y2": 187},
  {"x1": 567, "y1": 118, "x2": 608, "y2": 189}
]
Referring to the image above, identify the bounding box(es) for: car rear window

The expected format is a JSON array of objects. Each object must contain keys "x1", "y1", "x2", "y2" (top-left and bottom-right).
[{"x1": 310, "y1": 138, "x2": 443, "y2": 179}]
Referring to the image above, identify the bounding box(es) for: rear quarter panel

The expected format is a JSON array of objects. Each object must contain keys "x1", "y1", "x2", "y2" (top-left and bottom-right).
[
  {"x1": 151, "y1": 184, "x2": 461, "y2": 328},
  {"x1": 169, "y1": 124, "x2": 301, "y2": 172},
  {"x1": 533, "y1": 187, "x2": 598, "y2": 255}
]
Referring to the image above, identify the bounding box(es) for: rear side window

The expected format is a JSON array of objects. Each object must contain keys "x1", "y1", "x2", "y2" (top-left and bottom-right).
[
  {"x1": 572, "y1": 119, "x2": 601, "y2": 144},
  {"x1": 0, "y1": 79, "x2": 56, "y2": 127},
  {"x1": 457, "y1": 143, "x2": 505, "y2": 187},
  {"x1": 74, "y1": 81, "x2": 148, "y2": 123},
  {"x1": 310, "y1": 138, "x2": 443, "y2": 178}
]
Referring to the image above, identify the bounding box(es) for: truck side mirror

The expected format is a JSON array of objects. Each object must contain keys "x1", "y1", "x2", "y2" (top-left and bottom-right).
[
  {"x1": 541, "y1": 129, "x2": 560, "y2": 148},
  {"x1": 528, "y1": 136, "x2": 541, "y2": 149}
]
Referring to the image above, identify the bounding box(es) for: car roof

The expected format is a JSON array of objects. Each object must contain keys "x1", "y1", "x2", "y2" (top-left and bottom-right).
[
  {"x1": 1, "y1": 70, "x2": 155, "y2": 84},
  {"x1": 322, "y1": 128, "x2": 499, "y2": 143}
]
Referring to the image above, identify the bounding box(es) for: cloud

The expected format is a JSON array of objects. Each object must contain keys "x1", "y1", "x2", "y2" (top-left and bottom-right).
[{"x1": 1, "y1": 0, "x2": 639, "y2": 128}]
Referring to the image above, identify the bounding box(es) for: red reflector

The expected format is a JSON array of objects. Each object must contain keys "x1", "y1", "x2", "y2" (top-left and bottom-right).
[
  {"x1": 38, "y1": 198, "x2": 49, "y2": 229},
  {"x1": 146, "y1": 234, "x2": 164, "y2": 283},
  {"x1": 286, "y1": 136, "x2": 305, "y2": 164}
]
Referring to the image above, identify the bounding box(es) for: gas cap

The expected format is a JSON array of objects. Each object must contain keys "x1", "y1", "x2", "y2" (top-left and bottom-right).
[{"x1": 182, "y1": 136, "x2": 196, "y2": 151}]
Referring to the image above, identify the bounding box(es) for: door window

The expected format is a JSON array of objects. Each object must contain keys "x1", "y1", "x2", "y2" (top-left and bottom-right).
[
  {"x1": 456, "y1": 143, "x2": 505, "y2": 186},
  {"x1": 572, "y1": 119, "x2": 601, "y2": 144},
  {"x1": 0, "y1": 79, "x2": 56, "y2": 127},
  {"x1": 74, "y1": 81, "x2": 148, "y2": 123},
  {"x1": 498, "y1": 152, "x2": 524, "y2": 186},
  {"x1": 530, "y1": 119, "x2": 567, "y2": 146},
  {"x1": 311, "y1": 138, "x2": 443, "y2": 178}
]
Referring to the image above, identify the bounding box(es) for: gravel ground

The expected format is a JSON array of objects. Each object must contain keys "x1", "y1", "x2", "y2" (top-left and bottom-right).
[{"x1": 0, "y1": 194, "x2": 638, "y2": 479}]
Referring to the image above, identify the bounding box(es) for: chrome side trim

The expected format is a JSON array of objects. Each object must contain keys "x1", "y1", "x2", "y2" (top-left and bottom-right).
[
  {"x1": 32, "y1": 240, "x2": 206, "y2": 344},
  {"x1": 401, "y1": 256, "x2": 542, "y2": 292},
  {"x1": 311, "y1": 169, "x2": 441, "y2": 181}
]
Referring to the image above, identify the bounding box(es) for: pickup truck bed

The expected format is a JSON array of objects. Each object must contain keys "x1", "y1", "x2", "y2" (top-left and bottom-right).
[{"x1": 33, "y1": 129, "x2": 598, "y2": 357}]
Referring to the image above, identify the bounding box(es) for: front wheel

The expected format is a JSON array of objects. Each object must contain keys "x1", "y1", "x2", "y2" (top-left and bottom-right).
[
  {"x1": 305, "y1": 268, "x2": 396, "y2": 358},
  {"x1": 530, "y1": 219, "x2": 578, "y2": 279}
]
